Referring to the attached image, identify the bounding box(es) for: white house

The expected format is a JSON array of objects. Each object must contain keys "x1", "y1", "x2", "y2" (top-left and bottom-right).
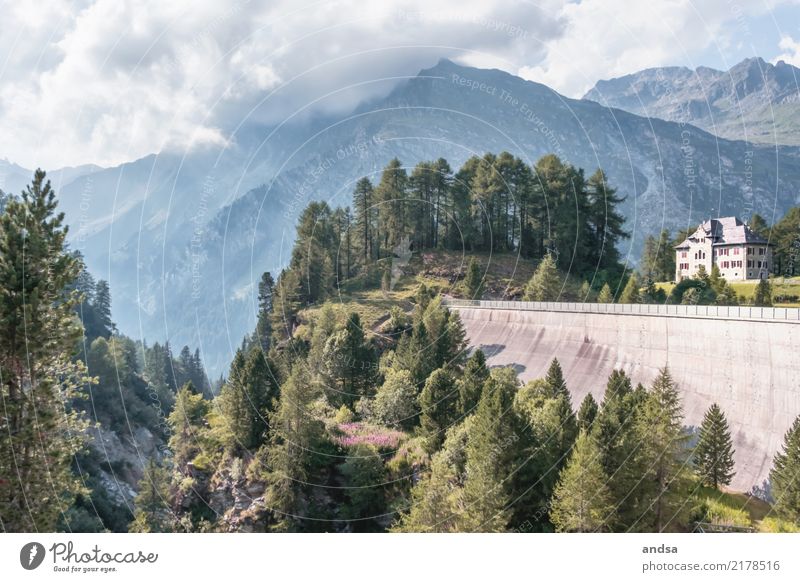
[{"x1": 674, "y1": 217, "x2": 772, "y2": 282}]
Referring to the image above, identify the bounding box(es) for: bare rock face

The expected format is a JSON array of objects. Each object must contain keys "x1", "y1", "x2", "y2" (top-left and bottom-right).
[
  {"x1": 206, "y1": 459, "x2": 270, "y2": 532},
  {"x1": 86, "y1": 424, "x2": 163, "y2": 504}
]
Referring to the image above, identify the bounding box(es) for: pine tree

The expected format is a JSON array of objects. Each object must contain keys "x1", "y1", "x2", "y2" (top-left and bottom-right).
[
  {"x1": 392, "y1": 420, "x2": 471, "y2": 532},
  {"x1": 578, "y1": 393, "x2": 599, "y2": 432},
  {"x1": 0, "y1": 169, "x2": 92, "y2": 532},
  {"x1": 550, "y1": 430, "x2": 615, "y2": 532},
  {"x1": 462, "y1": 256, "x2": 484, "y2": 299},
  {"x1": 167, "y1": 382, "x2": 209, "y2": 470},
  {"x1": 641, "y1": 230, "x2": 675, "y2": 282},
  {"x1": 144, "y1": 341, "x2": 174, "y2": 415},
  {"x1": 693, "y1": 403, "x2": 736, "y2": 489},
  {"x1": 524, "y1": 253, "x2": 561, "y2": 301},
  {"x1": 598, "y1": 282, "x2": 614, "y2": 303},
  {"x1": 94, "y1": 280, "x2": 114, "y2": 337},
  {"x1": 129, "y1": 458, "x2": 174, "y2": 532},
  {"x1": 593, "y1": 369, "x2": 642, "y2": 528},
  {"x1": 322, "y1": 313, "x2": 377, "y2": 408},
  {"x1": 460, "y1": 368, "x2": 519, "y2": 531},
  {"x1": 631, "y1": 368, "x2": 691, "y2": 532},
  {"x1": 375, "y1": 158, "x2": 408, "y2": 252},
  {"x1": 513, "y1": 364, "x2": 578, "y2": 527},
  {"x1": 769, "y1": 415, "x2": 800, "y2": 523},
  {"x1": 754, "y1": 278, "x2": 772, "y2": 306},
  {"x1": 340, "y1": 444, "x2": 386, "y2": 531},
  {"x1": 418, "y1": 368, "x2": 458, "y2": 450},
  {"x1": 586, "y1": 169, "x2": 628, "y2": 272},
  {"x1": 457, "y1": 349, "x2": 489, "y2": 417},
  {"x1": 619, "y1": 273, "x2": 640, "y2": 304},
  {"x1": 262, "y1": 365, "x2": 325, "y2": 531},
  {"x1": 352, "y1": 177, "x2": 375, "y2": 263},
  {"x1": 579, "y1": 280, "x2": 592, "y2": 302},
  {"x1": 545, "y1": 358, "x2": 570, "y2": 401},
  {"x1": 255, "y1": 271, "x2": 274, "y2": 352},
  {"x1": 271, "y1": 268, "x2": 302, "y2": 342},
  {"x1": 291, "y1": 201, "x2": 335, "y2": 303}
]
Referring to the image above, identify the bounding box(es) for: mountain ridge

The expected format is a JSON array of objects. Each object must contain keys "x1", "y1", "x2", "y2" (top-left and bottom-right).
[{"x1": 584, "y1": 57, "x2": 800, "y2": 145}]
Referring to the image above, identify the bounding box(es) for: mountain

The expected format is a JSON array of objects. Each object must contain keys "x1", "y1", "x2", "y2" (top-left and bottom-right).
[
  {"x1": 583, "y1": 57, "x2": 800, "y2": 145},
  {"x1": 1, "y1": 159, "x2": 102, "y2": 197},
  {"x1": 19, "y1": 58, "x2": 800, "y2": 376}
]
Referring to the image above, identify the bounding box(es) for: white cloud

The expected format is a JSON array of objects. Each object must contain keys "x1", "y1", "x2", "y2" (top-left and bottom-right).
[
  {"x1": 0, "y1": 0, "x2": 795, "y2": 169},
  {"x1": 520, "y1": 0, "x2": 798, "y2": 98},
  {"x1": 775, "y1": 34, "x2": 800, "y2": 66}
]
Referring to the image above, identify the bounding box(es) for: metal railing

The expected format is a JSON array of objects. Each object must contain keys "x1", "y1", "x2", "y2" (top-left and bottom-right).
[{"x1": 442, "y1": 298, "x2": 800, "y2": 323}]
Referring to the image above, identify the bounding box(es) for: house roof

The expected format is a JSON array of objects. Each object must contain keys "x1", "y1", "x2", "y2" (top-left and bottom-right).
[{"x1": 673, "y1": 216, "x2": 771, "y2": 249}]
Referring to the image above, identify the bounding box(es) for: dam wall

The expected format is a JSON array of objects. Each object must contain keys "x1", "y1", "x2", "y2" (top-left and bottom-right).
[{"x1": 449, "y1": 300, "x2": 800, "y2": 492}]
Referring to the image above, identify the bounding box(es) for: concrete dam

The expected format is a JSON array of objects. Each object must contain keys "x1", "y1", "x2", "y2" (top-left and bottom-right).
[{"x1": 448, "y1": 300, "x2": 800, "y2": 493}]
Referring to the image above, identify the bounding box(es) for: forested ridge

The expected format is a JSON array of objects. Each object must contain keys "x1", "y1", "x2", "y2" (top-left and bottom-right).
[{"x1": 1, "y1": 167, "x2": 799, "y2": 533}]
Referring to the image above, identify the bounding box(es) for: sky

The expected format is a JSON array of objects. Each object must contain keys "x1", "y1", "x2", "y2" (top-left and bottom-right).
[{"x1": 1, "y1": 0, "x2": 799, "y2": 170}]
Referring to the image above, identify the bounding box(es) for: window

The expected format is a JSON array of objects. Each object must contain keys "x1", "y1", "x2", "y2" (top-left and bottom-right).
[
  {"x1": 734, "y1": 247, "x2": 740, "y2": 255},
  {"x1": 759, "y1": 247, "x2": 765, "y2": 255},
  {"x1": 681, "y1": 251, "x2": 687, "y2": 258},
  {"x1": 747, "y1": 247, "x2": 753, "y2": 255},
  {"x1": 747, "y1": 260, "x2": 753, "y2": 268}
]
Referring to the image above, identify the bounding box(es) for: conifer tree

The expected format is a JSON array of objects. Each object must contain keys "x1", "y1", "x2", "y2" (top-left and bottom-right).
[
  {"x1": 693, "y1": 403, "x2": 736, "y2": 489},
  {"x1": 168, "y1": 382, "x2": 209, "y2": 469},
  {"x1": 619, "y1": 273, "x2": 640, "y2": 304},
  {"x1": 462, "y1": 256, "x2": 484, "y2": 299},
  {"x1": 263, "y1": 365, "x2": 325, "y2": 531},
  {"x1": 375, "y1": 158, "x2": 408, "y2": 251},
  {"x1": 586, "y1": 168, "x2": 628, "y2": 272},
  {"x1": 0, "y1": 170, "x2": 91, "y2": 532},
  {"x1": 598, "y1": 282, "x2": 614, "y2": 303},
  {"x1": 513, "y1": 365, "x2": 578, "y2": 527},
  {"x1": 340, "y1": 444, "x2": 386, "y2": 531},
  {"x1": 754, "y1": 278, "x2": 773, "y2": 306},
  {"x1": 460, "y1": 368, "x2": 519, "y2": 532},
  {"x1": 129, "y1": 459, "x2": 174, "y2": 532},
  {"x1": 271, "y1": 268, "x2": 302, "y2": 342},
  {"x1": 593, "y1": 369, "x2": 642, "y2": 527},
  {"x1": 352, "y1": 177, "x2": 375, "y2": 264},
  {"x1": 524, "y1": 253, "x2": 561, "y2": 301},
  {"x1": 579, "y1": 280, "x2": 592, "y2": 302},
  {"x1": 94, "y1": 280, "x2": 114, "y2": 337},
  {"x1": 322, "y1": 313, "x2": 377, "y2": 408},
  {"x1": 255, "y1": 271, "x2": 274, "y2": 352},
  {"x1": 550, "y1": 430, "x2": 615, "y2": 532},
  {"x1": 631, "y1": 368, "x2": 691, "y2": 532},
  {"x1": 578, "y1": 393, "x2": 599, "y2": 432},
  {"x1": 457, "y1": 349, "x2": 489, "y2": 416},
  {"x1": 419, "y1": 368, "x2": 458, "y2": 451},
  {"x1": 392, "y1": 420, "x2": 471, "y2": 532},
  {"x1": 769, "y1": 415, "x2": 800, "y2": 523}
]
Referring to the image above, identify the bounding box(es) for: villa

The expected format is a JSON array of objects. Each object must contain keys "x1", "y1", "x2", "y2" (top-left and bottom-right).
[{"x1": 674, "y1": 217, "x2": 772, "y2": 281}]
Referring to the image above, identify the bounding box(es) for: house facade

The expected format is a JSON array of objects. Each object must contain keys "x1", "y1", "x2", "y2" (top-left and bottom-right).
[{"x1": 674, "y1": 217, "x2": 772, "y2": 282}]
